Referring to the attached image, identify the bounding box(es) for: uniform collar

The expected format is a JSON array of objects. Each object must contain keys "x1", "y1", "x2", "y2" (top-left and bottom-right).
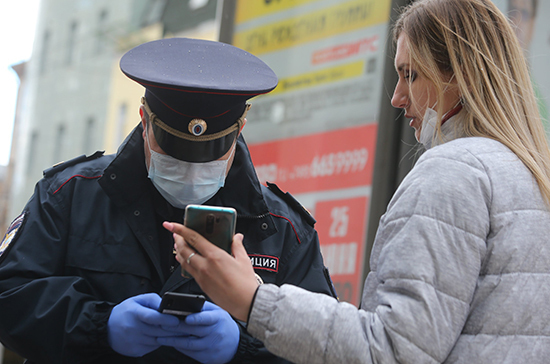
[
  {"x1": 205, "y1": 134, "x2": 270, "y2": 218},
  {"x1": 99, "y1": 124, "x2": 151, "y2": 205}
]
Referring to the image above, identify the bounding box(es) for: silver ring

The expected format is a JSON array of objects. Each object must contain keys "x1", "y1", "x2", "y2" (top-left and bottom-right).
[{"x1": 186, "y1": 252, "x2": 196, "y2": 265}]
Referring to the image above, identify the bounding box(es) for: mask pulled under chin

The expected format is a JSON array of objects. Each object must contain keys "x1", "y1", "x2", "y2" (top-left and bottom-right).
[
  {"x1": 419, "y1": 107, "x2": 439, "y2": 149},
  {"x1": 418, "y1": 106, "x2": 462, "y2": 150},
  {"x1": 147, "y1": 143, "x2": 234, "y2": 209}
]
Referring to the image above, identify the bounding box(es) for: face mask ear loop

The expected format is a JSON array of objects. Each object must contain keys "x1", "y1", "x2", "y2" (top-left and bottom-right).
[
  {"x1": 144, "y1": 121, "x2": 154, "y2": 161},
  {"x1": 432, "y1": 73, "x2": 459, "y2": 135},
  {"x1": 228, "y1": 140, "x2": 237, "y2": 161}
]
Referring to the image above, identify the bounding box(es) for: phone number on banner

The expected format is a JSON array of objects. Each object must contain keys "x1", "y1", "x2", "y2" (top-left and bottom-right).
[{"x1": 256, "y1": 148, "x2": 368, "y2": 183}]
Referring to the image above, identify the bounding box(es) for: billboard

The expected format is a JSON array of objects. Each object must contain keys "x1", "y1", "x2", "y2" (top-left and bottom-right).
[
  {"x1": 235, "y1": 0, "x2": 391, "y2": 140},
  {"x1": 231, "y1": 0, "x2": 393, "y2": 305}
]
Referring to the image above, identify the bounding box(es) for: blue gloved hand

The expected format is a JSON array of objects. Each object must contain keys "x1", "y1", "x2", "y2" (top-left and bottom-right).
[
  {"x1": 157, "y1": 301, "x2": 240, "y2": 364},
  {"x1": 108, "y1": 293, "x2": 180, "y2": 357}
]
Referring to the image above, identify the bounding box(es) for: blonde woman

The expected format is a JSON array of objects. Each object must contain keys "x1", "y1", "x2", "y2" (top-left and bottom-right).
[{"x1": 165, "y1": 0, "x2": 550, "y2": 362}]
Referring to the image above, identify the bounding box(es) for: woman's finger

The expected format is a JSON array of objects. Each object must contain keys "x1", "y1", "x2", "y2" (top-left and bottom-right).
[
  {"x1": 164, "y1": 221, "x2": 215, "y2": 256},
  {"x1": 164, "y1": 222, "x2": 205, "y2": 277},
  {"x1": 174, "y1": 237, "x2": 201, "y2": 276},
  {"x1": 231, "y1": 233, "x2": 248, "y2": 262},
  {"x1": 164, "y1": 221, "x2": 231, "y2": 278}
]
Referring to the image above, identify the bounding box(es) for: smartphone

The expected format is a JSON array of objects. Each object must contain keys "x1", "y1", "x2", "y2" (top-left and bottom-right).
[
  {"x1": 184, "y1": 204, "x2": 237, "y2": 253},
  {"x1": 158, "y1": 292, "x2": 205, "y2": 318}
]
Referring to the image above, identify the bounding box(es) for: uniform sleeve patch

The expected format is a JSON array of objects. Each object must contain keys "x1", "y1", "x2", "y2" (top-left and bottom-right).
[
  {"x1": 249, "y1": 254, "x2": 279, "y2": 273},
  {"x1": 0, "y1": 212, "x2": 26, "y2": 258}
]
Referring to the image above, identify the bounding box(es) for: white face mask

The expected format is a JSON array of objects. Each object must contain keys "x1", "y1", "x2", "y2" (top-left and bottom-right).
[
  {"x1": 419, "y1": 107, "x2": 439, "y2": 149},
  {"x1": 146, "y1": 128, "x2": 234, "y2": 209},
  {"x1": 418, "y1": 75, "x2": 460, "y2": 149},
  {"x1": 419, "y1": 103, "x2": 462, "y2": 150}
]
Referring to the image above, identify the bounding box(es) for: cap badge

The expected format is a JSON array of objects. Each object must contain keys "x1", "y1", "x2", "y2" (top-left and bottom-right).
[{"x1": 188, "y1": 119, "x2": 207, "y2": 136}]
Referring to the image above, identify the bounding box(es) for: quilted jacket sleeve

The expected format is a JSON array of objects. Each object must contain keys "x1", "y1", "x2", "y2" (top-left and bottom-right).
[{"x1": 247, "y1": 145, "x2": 491, "y2": 364}]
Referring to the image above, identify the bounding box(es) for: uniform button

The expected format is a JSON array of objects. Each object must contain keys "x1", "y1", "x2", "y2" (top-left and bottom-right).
[
  {"x1": 261, "y1": 222, "x2": 268, "y2": 230},
  {"x1": 147, "y1": 235, "x2": 154, "y2": 241},
  {"x1": 134, "y1": 210, "x2": 140, "y2": 216},
  {"x1": 110, "y1": 173, "x2": 116, "y2": 180},
  {"x1": 140, "y1": 278, "x2": 146, "y2": 285}
]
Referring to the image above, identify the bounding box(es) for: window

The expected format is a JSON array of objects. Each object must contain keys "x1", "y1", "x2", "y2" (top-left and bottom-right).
[
  {"x1": 83, "y1": 117, "x2": 95, "y2": 154},
  {"x1": 113, "y1": 103, "x2": 127, "y2": 150},
  {"x1": 96, "y1": 9, "x2": 108, "y2": 54},
  {"x1": 66, "y1": 21, "x2": 78, "y2": 65},
  {"x1": 140, "y1": 0, "x2": 167, "y2": 28},
  {"x1": 189, "y1": 0, "x2": 209, "y2": 11},
  {"x1": 39, "y1": 30, "x2": 50, "y2": 74},
  {"x1": 27, "y1": 131, "x2": 38, "y2": 174},
  {"x1": 53, "y1": 124, "x2": 66, "y2": 164}
]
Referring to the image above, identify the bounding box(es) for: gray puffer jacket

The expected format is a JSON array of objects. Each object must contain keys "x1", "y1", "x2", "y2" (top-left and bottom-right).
[{"x1": 247, "y1": 136, "x2": 550, "y2": 363}]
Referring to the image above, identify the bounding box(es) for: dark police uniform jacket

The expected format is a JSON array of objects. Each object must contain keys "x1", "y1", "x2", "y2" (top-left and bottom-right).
[{"x1": 0, "y1": 125, "x2": 336, "y2": 363}]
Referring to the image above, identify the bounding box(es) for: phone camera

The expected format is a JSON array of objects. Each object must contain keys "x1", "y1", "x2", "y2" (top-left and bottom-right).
[{"x1": 206, "y1": 214, "x2": 215, "y2": 234}]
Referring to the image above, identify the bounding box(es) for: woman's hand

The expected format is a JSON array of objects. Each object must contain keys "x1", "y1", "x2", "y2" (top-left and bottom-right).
[{"x1": 163, "y1": 221, "x2": 259, "y2": 322}]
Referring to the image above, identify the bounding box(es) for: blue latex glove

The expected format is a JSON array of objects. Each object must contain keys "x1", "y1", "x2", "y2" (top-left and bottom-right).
[
  {"x1": 108, "y1": 293, "x2": 180, "y2": 357},
  {"x1": 157, "y1": 301, "x2": 240, "y2": 364}
]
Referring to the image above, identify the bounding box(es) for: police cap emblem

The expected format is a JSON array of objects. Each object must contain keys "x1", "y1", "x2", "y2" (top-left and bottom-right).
[{"x1": 188, "y1": 119, "x2": 207, "y2": 136}]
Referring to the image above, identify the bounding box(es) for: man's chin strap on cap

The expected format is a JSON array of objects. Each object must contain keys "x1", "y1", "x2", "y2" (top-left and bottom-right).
[{"x1": 140, "y1": 97, "x2": 250, "y2": 142}]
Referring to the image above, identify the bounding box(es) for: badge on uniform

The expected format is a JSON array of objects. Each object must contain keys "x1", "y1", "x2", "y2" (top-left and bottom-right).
[
  {"x1": 0, "y1": 212, "x2": 26, "y2": 258},
  {"x1": 249, "y1": 254, "x2": 279, "y2": 273}
]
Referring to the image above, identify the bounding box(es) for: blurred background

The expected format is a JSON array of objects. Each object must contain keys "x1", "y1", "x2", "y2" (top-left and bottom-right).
[{"x1": 0, "y1": 0, "x2": 547, "y2": 361}]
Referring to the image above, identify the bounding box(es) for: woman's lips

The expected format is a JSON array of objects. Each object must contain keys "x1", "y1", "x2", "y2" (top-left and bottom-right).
[{"x1": 407, "y1": 115, "x2": 420, "y2": 129}]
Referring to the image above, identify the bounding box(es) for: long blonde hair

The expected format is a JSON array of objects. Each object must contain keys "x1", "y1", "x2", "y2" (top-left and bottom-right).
[{"x1": 394, "y1": 0, "x2": 550, "y2": 205}]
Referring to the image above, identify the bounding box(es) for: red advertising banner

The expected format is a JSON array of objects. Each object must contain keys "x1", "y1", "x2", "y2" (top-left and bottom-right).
[
  {"x1": 249, "y1": 124, "x2": 377, "y2": 194},
  {"x1": 315, "y1": 197, "x2": 369, "y2": 306}
]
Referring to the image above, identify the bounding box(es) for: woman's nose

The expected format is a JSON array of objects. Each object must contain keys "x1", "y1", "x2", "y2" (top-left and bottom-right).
[{"x1": 391, "y1": 83, "x2": 408, "y2": 109}]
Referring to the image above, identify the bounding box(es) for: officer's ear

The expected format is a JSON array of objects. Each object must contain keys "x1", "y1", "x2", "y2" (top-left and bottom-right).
[
  {"x1": 140, "y1": 105, "x2": 148, "y2": 140},
  {"x1": 237, "y1": 118, "x2": 247, "y2": 136}
]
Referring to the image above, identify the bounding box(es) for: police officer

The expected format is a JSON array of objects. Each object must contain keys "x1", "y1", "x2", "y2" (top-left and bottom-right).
[{"x1": 0, "y1": 38, "x2": 336, "y2": 363}]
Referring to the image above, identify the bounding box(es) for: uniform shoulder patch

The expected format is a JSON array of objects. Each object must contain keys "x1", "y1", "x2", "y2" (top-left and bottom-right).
[
  {"x1": 43, "y1": 151, "x2": 104, "y2": 178},
  {"x1": 266, "y1": 182, "x2": 316, "y2": 226},
  {"x1": 0, "y1": 212, "x2": 26, "y2": 258}
]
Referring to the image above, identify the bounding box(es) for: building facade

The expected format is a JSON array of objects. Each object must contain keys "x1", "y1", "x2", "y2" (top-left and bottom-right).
[{"x1": 2, "y1": 0, "x2": 219, "y2": 362}]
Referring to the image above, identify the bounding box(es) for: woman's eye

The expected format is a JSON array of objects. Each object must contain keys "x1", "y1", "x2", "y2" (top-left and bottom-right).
[{"x1": 404, "y1": 70, "x2": 417, "y2": 82}]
